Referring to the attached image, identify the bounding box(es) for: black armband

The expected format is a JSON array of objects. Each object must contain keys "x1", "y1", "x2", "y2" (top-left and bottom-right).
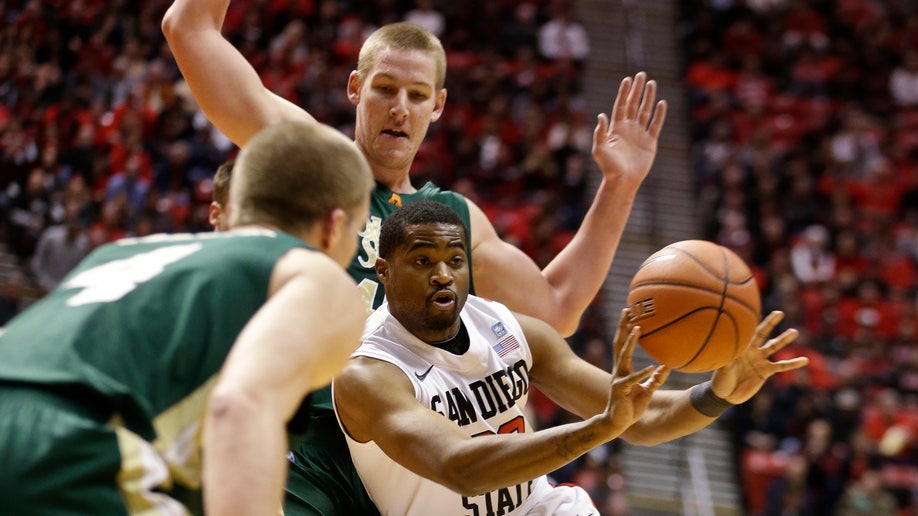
[{"x1": 689, "y1": 381, "x2": 734, "y2": 418}]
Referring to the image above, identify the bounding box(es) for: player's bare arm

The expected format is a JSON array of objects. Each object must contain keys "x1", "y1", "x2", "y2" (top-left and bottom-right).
[
  {"x1": 468, "y1": 72, "x2": 667, "y2": 338},
  {"x1": 334, "y1": 347, "x2": 659, "y2": 497},
  {"x1": 162, "y1": 0, "x2": 315, "y2": 147},
  {"x1": 205, "y1": 251, "x2": 363, "y2": 515}
]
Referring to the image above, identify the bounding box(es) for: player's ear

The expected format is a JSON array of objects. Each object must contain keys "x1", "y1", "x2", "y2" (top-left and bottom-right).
[
  {"x1": 375, "y1": 258, "x2": 390, "y2": 286},
  {"x1": 430, "y1": 88, "x2": 447, "y2": 122},
  {"x1": 322, "y1": 208, "x2": 348, "y2": 251},
  {"x1": 209, "y1": 202, "x2": 222, "y2": 229},
  {"x1": 347, "y1": 71, "x2": 361, "y2": 106}
]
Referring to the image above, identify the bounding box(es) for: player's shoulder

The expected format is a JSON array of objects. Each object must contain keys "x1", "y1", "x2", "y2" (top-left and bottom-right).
[
  {"x1": 336, "y1": 353, "x2": 413, "y2": 409},
  {"x1": 464, "y1": 294, "x2": 512, "y2": 317},
  {"x1": 276, "y1": 247, "x2": 347, "y2": 280},
  {"x1": 416, "y1": 182, "x2": 469, "y2": 204},
  {"x1": 270, "y1": 247, "x2": 357, "y2": 304}
]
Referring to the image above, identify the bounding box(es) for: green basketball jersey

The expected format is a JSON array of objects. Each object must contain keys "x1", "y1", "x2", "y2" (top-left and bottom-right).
[{"x1": 0, "y1": 228, "x2": 308, "y2": 440}]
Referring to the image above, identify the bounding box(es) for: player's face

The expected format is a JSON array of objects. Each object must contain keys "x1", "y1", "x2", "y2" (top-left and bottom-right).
[
  {"x1": 381, "y1": 223, "x2": 468, "y2": 343},
  {"x1": 349, "y1": 48, "x2": 446, "y2": 175}
]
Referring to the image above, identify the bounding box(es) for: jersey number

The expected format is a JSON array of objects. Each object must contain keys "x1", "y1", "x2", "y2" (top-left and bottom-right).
[
  {"x1": 471, "y1": 416, "x2": 525, "y2": 438},
  {"x1": 64, "y1": 243, "x2": 202, "y2": 306}
]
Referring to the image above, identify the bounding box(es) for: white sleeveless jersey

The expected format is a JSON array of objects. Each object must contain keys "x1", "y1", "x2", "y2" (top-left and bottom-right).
[{"x1": 334, "y1": 295, "x2": 597, "y2": 516}]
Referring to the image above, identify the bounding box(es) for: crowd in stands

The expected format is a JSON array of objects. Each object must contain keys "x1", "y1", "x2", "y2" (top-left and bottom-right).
[
  {"x1": 681, "y1": 0, "x2": 918, "y2": 514},
  {"x1": 0, "y1": 0, "x2": 596, "y2": 317}
]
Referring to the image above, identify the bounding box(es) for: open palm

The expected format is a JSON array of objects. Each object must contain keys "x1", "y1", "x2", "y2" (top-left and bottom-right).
[
  {"x1": 712, "y1": 311, "x2": 809, "y2": 405},
  {"x1": 591, "y1": 72, "x2": 667, "y2": 189}
]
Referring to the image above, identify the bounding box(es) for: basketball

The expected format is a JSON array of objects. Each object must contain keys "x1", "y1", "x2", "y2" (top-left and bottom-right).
[{"x1": 626, "y1": 240, "x2": 761, "y2": 373}]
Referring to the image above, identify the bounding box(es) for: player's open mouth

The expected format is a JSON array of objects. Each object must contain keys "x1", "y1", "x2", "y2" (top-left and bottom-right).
[
  {"x1": 430, "y1": 290, "x2": 455, "y2": 309},
  {"x1": 381, "y1": 129, "x2": 408, "y2": 139}
]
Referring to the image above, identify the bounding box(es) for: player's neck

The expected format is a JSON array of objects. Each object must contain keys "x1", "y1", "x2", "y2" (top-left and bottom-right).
[
  {"x1": 426, "y1": 321, "x2": 469, "y2": 355},
  {"x1": 373, "y1": 167, "x2": 416, "y2": 194}
]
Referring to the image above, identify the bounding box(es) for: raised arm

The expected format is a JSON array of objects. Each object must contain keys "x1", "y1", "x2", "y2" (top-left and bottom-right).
[
  {"x1": 470, "y1": 72, "x2": 666, "y2": 337},
  {"x1": 203, "y1": 250, "x2": 364, "y2": 516},
  {"x1": 334, "y1": 334, "x2": 661, "y2": 497},
  {"x1": 161, "y1": 0, "x2": 315, "y2": 147}
]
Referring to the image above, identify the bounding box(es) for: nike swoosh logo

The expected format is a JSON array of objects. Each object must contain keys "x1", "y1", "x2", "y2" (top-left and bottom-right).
[{"x1": 415, "y1": 364, "x2": 435, "y2": 381}]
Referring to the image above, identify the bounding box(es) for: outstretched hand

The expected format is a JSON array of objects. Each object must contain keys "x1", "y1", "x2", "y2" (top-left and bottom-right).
[
  {"x1": 592, "y1": 71, "x2": 667, "y2": 189},
  {"x1": 603, "y1": 309, "x2": 670, "y2": 433},
  {"x1": 711, "y1": 311, "x2": 809, "y2": 405}
]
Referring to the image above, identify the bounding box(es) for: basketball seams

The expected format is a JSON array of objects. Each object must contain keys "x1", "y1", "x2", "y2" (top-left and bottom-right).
[
  {"x1": 649, "y1": 244, "x2": 753, "y2": 284},
  {"x1": 629, "y1": 282, "x2": 760, "y2": 315},
  {"x1": 639, "y1": 307, "x2": 729, "y2": 370},
  {"x1": 719, "y1": 310, "x2": 742, "y2": 366},
  {"x1": 664, "y1": 245, "x2": 726, "y2": 280}
]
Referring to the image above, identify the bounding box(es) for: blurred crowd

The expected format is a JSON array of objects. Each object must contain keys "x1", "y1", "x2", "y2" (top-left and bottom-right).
[
  {"x1": 681, "y1": 0, "x2": 918, "y2": 514},
  {"x1": 0, "y1": 0, "x2": 598, "y2": 325}
]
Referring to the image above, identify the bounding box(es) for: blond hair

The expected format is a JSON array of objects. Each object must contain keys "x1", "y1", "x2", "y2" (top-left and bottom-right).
[
  {"x1": 357, "y1": 22, "x2": 446, "y2": 90},
  {"x1": 230, "y1": 121, "x2": 373, "y2": 234},
  {"x1": 212, "y1": 160, "x2": 234, "y2": 207}
]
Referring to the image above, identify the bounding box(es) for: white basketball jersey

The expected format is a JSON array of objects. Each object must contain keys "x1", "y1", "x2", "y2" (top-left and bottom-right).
[{"x1": 334, "y1": 295, "x2": 597, "y2": 516}]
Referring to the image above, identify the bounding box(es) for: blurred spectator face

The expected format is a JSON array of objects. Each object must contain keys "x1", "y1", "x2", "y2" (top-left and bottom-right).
[
  {"x1": 64, "y1": 199, "x2": 84, "y2": 237},
  {"x1": 26, "y1": 168, "x2": 46, "y2": 195},
  {"x1": 801, "y1": 224, "x2": 829, "y2": 251},
  {"x1": 125, "y1": 154, "x2": 143, "y2": 179},
  {"x1": 785, "y1": 454, "x2": 809, "y2": 483},
  {"x1": 876, "y1": 388, "x2": 901, "y2": 417}
]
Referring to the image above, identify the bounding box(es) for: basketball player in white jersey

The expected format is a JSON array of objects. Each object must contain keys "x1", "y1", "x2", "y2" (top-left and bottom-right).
[{"x1": 333, "y1": 200, "x2": 808, "y2": 515}]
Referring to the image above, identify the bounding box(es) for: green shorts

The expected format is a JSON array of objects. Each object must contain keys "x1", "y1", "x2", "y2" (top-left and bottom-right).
[
  {"x1": 0, "y1": 384, "x2": 197, "y2": 515},
  {"x1": 0, "y1": 384, "x2": 129, "y2": 516},
  {"x1": 284, "y1": 412, "x2": 380, "y2": 516}
]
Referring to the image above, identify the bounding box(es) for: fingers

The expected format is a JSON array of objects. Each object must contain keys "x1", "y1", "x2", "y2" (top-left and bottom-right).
[
  {"x1": 636, "y1": 76, "x2": 656, "y2": 128},
  {"x1": 612, "y1": 364, "x2": 657, "y2": 395},
  {"x1": 752, "y1": 310, "x2": 785, "y2": 346},
  {"x1": 642, "y1": 365, "x2": 670, "y2": 391},
  {"x1": 593, "y1": 113, "x2": 608, "y2": 148},
  {"x1": 612, "y1": 308, "x2": 630, "y2": 352},
  {"x1": 760, "y1": 328, "x2": 799, "y2": 355},
  {"x1": 611, "y1": 76, "x2": 632, "y2": 124},
  {"x1": 615, "y1": 326, "x2": 640, "y2": 376},
  {"x1": 608, "y1": 72, "x2": 667, "y2": 136},
  {"x1": 625, "y1": 72, "x2": 646, "y2": 120},
  {"x1": 612, "y1": 308, "x2": 632, "y2": 363},
  {"x1": 768, "y1": 356, "x2": 809, "y2": 374},
  {"x1": 648, "y1": 100, "x2": 667, "y2": 138}
]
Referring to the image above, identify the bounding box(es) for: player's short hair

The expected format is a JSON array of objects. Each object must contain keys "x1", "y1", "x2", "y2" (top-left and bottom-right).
[
  {"x1": 213, "y1": 160, "x2": 234, "y2": 206},
  {"x1": 357, "y1": 22, "x2": 446, "y2": 90},
  {"x1": 230, "y1": 121, "x2": 373, "y2": 233},
  {"x1": 378, "y1": 200, "x2": 468, "y2": 260}
]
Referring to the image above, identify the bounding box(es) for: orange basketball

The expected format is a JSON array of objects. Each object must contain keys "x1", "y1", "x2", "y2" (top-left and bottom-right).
[{"x1": 626, "y1": 240, "x2": 761, "y2": 373}]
